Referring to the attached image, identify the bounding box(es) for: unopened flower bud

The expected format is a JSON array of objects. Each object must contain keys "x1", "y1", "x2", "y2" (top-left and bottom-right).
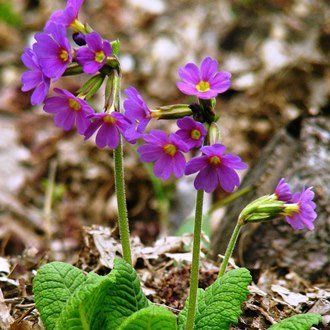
[
  {"x1": 73, "y1": 32, "x2": 86, "y2": 46},
  {"x1": 208, "y1": 122, "x2": 221, "y2": 144},
  {"x1": 150, "y1": 104, "x2": 193, "y2": 119},
  {"x1": 239, "y1": 194, "x2": 286, "y2": 224}
]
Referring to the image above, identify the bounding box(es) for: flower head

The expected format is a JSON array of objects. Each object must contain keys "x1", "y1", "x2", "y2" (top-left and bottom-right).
[
  {"x1": 175, "y1": 117, "x2": 207, "y2": 149},
  {"x1": 185, "y1": 144, "x2": 247, "y2": 193},
  {"x1": 284, "y1": 187, "x2": 317, "y2": 231},
  {"x1": 45, "y1": 0, "x2": 84, "y2": 31},
  {"x1": 76, "y1": 32, "x2": 112, "y2": 75},
  {"x1": 84, "y1": 112, "x2": 130, "y2": 149},
  {"x1": 123, "y1": 87, "x2": 151, "y2": 143},
  {"x1": 177, "y1": 57, "x2": 231, "y2": 99},
  {"x1": 34, "y1": 23, "x2": 72, "y2": 80},
  {"x1": 21, "y1": 47, "x2": 51, "y2": 106},
  {"x1": 44, "y1": 88, "x2": 93, "y2": 134},
  {"x1": 274, "y1": 178, "x2": 292, "y2": 202},
  {"x1": 138, "y1": 130, "x2": 189, "y2": 180}
]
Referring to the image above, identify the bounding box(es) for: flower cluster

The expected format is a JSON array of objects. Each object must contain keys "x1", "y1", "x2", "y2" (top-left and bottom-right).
[
  {"x1": 22, "y1": 2, "x2": 242, "y2": 194},
  {"x1": 274, "y1": 179, "x2": 317, "y2": 231},
  {"x1": 21, "y1": 1, "x2": 317, "y2": 231}
]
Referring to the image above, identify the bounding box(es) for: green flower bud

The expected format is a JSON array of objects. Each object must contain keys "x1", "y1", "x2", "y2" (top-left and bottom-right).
[
  {"x1": 239, "y1": 194, "x2": 286, "y2": 224},
  {"x1": 208, "y1": 122, "x2": 221, "y2": 144},
  {"x1": 151, "y1": 104, "x2": 193, "y2": 119}
]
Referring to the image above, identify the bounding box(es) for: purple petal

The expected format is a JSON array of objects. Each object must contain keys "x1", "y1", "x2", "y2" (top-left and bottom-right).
[
  {"x1": 172, "y1": 152, "x2": 186, "y2": 178},
  {"x1": 21, "y1": 71, "x2": 41, "y2": 91},
  {"x1": 178, "y1": 63, "x2": 200, "y2": 84},
  {"x1": 200, "y1": 57, "x2": 218, "y2": 81},
  {"x1": 176, "y1": 82, "x2": 198, "y2": 96},
  {"x1": 76, "y1": 112, "x2": 90, "y2": 135},
  {"x1": 138, "y1": 144, "x2": 162, "y2": 162},
  {"x1": 201, "y1": 144, "x2": 226, "y2": 157},
  {"x1": 84, "y1": 119, "x2": 103, "y2": 139},
  {"x1": 30, "y1": 81, "x2": 49, "y2": 105},
  {"x1": 86, "y1": 32, "x2": 103, "y2": 51},
  {"x1": 221, "y1": 154, "x2": 248, "y2": 170},
  {"x1": 185, "y1": 156, "x2": 208, "y2": 175},
  {"x1": 217, "y1": 165, "x2": 240, "y2": 193},
  {"x1": 43, "y1": 97, "x2": 67, "y2": 113},
  {"x1": 154, "y1": 154, "x2": 173, "y2": 180},
  {"x1": 194, "y1": 166, "x2": 218, "y2": 193}
]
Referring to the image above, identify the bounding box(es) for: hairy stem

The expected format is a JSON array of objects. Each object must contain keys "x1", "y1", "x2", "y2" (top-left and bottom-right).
[
  {"x1": 113, "y1": 71, "x2": 132, "y2": 265},
  {"x1": 218, "y1": 221, "x2": 243, "y2": 278},
  {"x1": 185, "y1": 189, "x2": 204, "y2": 330}
]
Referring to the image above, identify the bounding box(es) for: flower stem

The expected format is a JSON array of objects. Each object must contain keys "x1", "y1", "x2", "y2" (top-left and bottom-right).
[
  {"x1": 112, "y1": 70, "x2": 132, "y2": 265},
  {"x1": 113, "y1": 138, "x2": 132, "y2": 265},
  {"x1": 185, "y1": 189, "x2": 204, "y2": 330},
  {"x1": 218, "y1": 220, "x2": 243, "y2": 278}
]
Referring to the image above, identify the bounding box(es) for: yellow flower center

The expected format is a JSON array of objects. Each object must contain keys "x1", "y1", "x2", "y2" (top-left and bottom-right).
[
  {"x1": 70, "y1": 19, "x2": 85, "y2": 32},
  {"x1": 163, "y1": 143, "x2": 177, "y2": 157},
  {"x1": 196, "y1": 80, "x2": 210, "y2": 92},
  {"x1": 190, "y1": 129, "x2": 201, "y2": 140},
  {"x1": 95, "y1": 51, "x2": 106, "y2": 63},
  {"x1": 68, "y1": 98, "x2": 81, "y2": 111},
  {"x1": 283, "y1": 203, "x2": 300, "y2": 217},
  {"x1": 103, "y1": 114, "x2": 116, "y2": 124},
  {"x1": 59, "y1": 49, "x2": 69, "y2": 62},
  {"x1": 209, "y1": 155, "x2": 221, "y2": 165}
]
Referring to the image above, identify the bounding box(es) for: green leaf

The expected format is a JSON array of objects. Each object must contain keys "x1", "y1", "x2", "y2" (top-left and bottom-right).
[
  {"x1": 55, "y1": 258, "x2": 149, "y2": 330},
  {"x1": 179, "y1": 268, "x2": 251, "y2": 330},
  {"x1": 86, "y1": 258, "x2": 149, "y2": 329},
  {"x1": 118, "y1": 305, "x2": 177, "y2": 330},
  {"x1": 55, "y1": 272, "x2": 104, "y2": 330},
  {"x1": 268, "y1": 313, "x2": 322, "y2": 330},
  {"x1": 33, "y1": 262, "x2": 87, "y2": 330}
]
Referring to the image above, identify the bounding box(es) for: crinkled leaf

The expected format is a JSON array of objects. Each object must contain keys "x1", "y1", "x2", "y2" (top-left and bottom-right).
[
  {"x1": 56, "y1": 258, "x2": 148, "y2": 330},
  {"x1": 179, "y1": 268, "x2": 251, "y2": 330},
  {"x1": 33, "y1": 262, "x2": 87, "y2": 329},
  {"x1": 87, "y1": 258, "x2": 149, "y2": 329},
  {"x1": 55, "y1": 272, "x2": 104, "y2": 330},
  {"x1": 268, "y1": 313, "x2": 322, "y2": 330},
  {"x1": 118, "y1": 305, "x2": 177, "y2": 330}
]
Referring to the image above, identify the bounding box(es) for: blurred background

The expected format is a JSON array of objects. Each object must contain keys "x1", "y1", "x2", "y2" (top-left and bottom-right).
[{"x1": 0, "y1": 0, "x2": 329, "y2": 282}]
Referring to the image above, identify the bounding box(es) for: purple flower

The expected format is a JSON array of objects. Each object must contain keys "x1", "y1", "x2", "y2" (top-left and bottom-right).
[
  {"x1": 138, "y1": 130, "x2": 189, "y2": 180},
  {"x1": 21, "y1": 47, "x2": 51, "y2": 106},
  {"x1": 44, "y1": 88, "x2": 93, "y2": 134},
  {"x1": 285, "y1": 187, "x2": 317, "y2": 231},
  {"x1": 45, "y1": 0, "x2": 84, "y2": 31},
  {"x1": 84, "y1": 112, "x2": 130, "y2": 149},
  {"x1": 123, "y1": 87, "x2": 151, "y2": 144},
  {"x1": 76, "y1": 32, "x2": 112, "y2": 74},
  {"x1": 185, "y1": 144, "x2": 247, "y2": 193},
  {"x1": 34, "y1": 23, "x2": 72, "y2": 80},
  {"x1": 176, "y1": 56, "x2": 231, "y2": 99},
  {"x1": 274, "y1": 178, "x2": 292, "y2": 202},
  {"x1": 175, "y1": 117, "x2": 207, "y2": 149}
]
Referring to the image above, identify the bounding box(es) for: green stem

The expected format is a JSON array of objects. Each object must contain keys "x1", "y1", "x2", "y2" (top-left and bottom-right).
[
  {"x1": 113, "y1": 71, "x2": 132, "y2": 265},
  {"x1": 185, "y1": 189, "x2": 204, "y2": 330},
  {"x1": 218, "y1": 221, "x2": 243, "y2": 278},
  {"x1": 113, "y1": 137, "x2": 132, "y2": 265}
]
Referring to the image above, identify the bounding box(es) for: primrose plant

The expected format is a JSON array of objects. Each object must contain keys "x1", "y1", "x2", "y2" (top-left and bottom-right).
[{"x1": 22, "y1": 1, "x2": 321, "y2": 329}]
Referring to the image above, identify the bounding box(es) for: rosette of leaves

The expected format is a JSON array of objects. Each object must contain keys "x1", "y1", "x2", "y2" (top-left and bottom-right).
[
  {"x1": 34, "y1": 260, "x2": 319, "y2": 330},
  {"x1": 33, "y1": 260, "x2": 254, "y2": 329}
]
